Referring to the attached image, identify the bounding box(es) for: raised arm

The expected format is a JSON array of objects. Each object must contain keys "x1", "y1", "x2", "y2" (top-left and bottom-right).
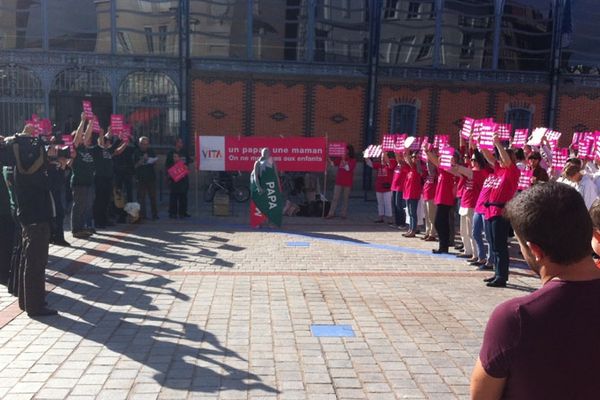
[
  {"x1": 494, "y1": 135, "x2": 512, "y2": 167},
  {"x1": 426, "y1": 150, "x2": 440, "y2": 168},
  {"x1": 72, "y1": 112, "x2": 86, "y2": 148},
  {"x1": 83, "y1": 117, "x2": 93, "y2": 147}
]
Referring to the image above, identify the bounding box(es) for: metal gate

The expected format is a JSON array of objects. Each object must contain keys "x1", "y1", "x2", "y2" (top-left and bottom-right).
[
  {"x1": 0, "y1": 65, "x2": 45, "y2": 135},
  {"x1": 117, "y1": 71, "x2": 180, "y2": 146}
]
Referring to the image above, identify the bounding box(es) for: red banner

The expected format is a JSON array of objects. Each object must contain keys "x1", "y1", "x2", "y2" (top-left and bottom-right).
[{"x1": 197, "y1": 136, "x2": 327, "y2": 172}]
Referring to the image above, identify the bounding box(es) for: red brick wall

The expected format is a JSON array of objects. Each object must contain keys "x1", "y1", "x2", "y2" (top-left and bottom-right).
[
  {"x1": 191, "y1": 79, "x2": 244, "y2": 136},
  {"x1": 437, "y1": 88, "x2": 489, "y2": 147},
  {"x1": 313, "y1": 84, "x2": 365, "y2": 150},
  {"x1": 556, "y1": 93, "x2": 600, "y2": 138},
  {"x1": 377, "y1": 86, "x2": 431, "y2": 141},
  {"x1": 253, "y1": 81, "x2": 306, "y2": 137}
]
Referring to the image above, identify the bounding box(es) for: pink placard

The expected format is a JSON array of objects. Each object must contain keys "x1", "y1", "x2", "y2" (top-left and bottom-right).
[
  {"x1": 120, "y1": 124, "x2": 132, "y2": 141},
  {"x1": 460, "y1": 117, "x2": 475, "y2": 140},
  {"x1": 433, "y1": 134, "x2": 449, "y2": 150},
  {"x1": 517, "y1": 169, "x2": 533, "y2": 191},
  {"x1": 478, "y1": 123, "x2": 495, "y2": 151},
  {"x1": 61, "y1": 134, "x2": 74, "y2": 147},
  {"x1": 393, "y1": 134, "x2": 407, "y2": 151},
  {"x1": 168, "y1": 160, "x2": 189, "y2": 183},
  {"x1": 553, "y1": 148, "x2": 569, "y2": 170},
  {"x1": 110, "y1": 114, "x2": 124, "y2": 134},
  {"x1": 403, "y1": 136, "x2": 416, "y2": 150},
  {"x1": 364, "y1": 144, "x2": 382, "y2": 158},
  {"x1": 82, "y1": 100, "x2": 94, "y2": 119},
  {"x1": 578, "y1": 136, "x2": 594, "y2": 160},
  {"x1": 382, "y1": 134, "x2": 396, "y2": 151},
  {"x1": 571, "y1": 132, "x2": 581, "y2": 149},
  {"x1": 38, "y1": 118, "x2": 52, "y2": 135},
  {"x1": 439, "y1": 146, "x2": 455, "y2": 171},
  {"x1": 409, "y1": 136, "x2": 421, "y2": 151},
  {"x1": 512, "y1": 129, "x2": 529, "y2": 148},
  {"x1": 328, "y1": 141, "x2": 346, "y2": 157},
  {"x1": 545, "y1": 129, "x2": 562, "y2": 142},
  {"x1": 496, "y1": 123, "x2": 512, "y2": 141}
]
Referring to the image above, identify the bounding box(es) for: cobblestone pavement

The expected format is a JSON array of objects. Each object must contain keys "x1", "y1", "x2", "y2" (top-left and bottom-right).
[{"x1": 0, "y1": 199, "x2": 539, "y2": 399}]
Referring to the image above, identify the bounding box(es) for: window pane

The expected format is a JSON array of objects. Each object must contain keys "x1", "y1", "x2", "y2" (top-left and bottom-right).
[
  {"x1": 440, "y1": 0, "x2": 494, "y2": 69},
  {"x1": 115, "y1": 0, "x2": 179, "y2": 55},
  {"x1": 189, "y1": 0, "x2": 247, "y2": 59},
  {"x1": 391, "y1": 105, "x2": 417, "y2": 135},
  {"x1": 561, "y1": 0, "x2": 600, "y2": 74},
  {"x1": 47, "y1": 0, "x2": 111, "y2": 52},
  {"x1": 380, "y1": 0, "x2": 436, "y2": 66},
  {"x1": 253, "y1": 0, "x2": 308, "y2": 61},
  {"x1": 498, "y1": 0, "x2": 553, "y2": 71},
  {"x1": 0, "y1": 1, "x2": 43, "y2": 50},
  {"x1": 314, "y1": 0, "x2": 368, "y2": 64},
  {"x1": 0, "y1": 65, "x2": 45, "y2": 134},
  {"x1": 506, "y1": 109, "x2": 532, "y2": 130}
]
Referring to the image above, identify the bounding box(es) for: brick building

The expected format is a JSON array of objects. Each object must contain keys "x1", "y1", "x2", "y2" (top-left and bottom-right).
[{"x1": 1, "y1": 0, "x2": 599, "y2": 156}]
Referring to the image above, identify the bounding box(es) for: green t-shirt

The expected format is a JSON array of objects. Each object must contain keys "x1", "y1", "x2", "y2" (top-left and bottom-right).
[{"x1": 71, "y1": 145, "x2": 96, "y2": 186}]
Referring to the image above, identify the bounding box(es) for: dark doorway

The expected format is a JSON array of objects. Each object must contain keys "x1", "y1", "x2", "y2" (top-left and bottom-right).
[{"x1": 50, "y1": 93, "x2": 112, "y2": 135}]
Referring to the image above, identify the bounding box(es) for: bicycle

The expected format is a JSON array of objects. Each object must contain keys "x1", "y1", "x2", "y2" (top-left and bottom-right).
[{"x1": 203, "y1": 171, "x2": 250, "y2": 203}]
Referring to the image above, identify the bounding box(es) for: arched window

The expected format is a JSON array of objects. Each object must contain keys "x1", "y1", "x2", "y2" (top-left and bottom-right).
[
  {"x1": 0, "y1": 65, "x2": 44, "y2": 134},
  {"x1": 50, "y1": 68, "x2": 112, "y2": 133},
  {"x1": 505, "y1": 108, "x2": 532, "y2": 131},
  {"x1": 391, "y1": 104, "x2": 418, "y2": 135},
  {"x1": 117, "y1": 71, "x2": 180, "y2": 146}
]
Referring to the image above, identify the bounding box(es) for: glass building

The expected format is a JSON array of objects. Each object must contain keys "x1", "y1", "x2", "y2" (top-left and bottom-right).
[{"x1": 0, "y1": 0, "x2": 597, "y2": 146}]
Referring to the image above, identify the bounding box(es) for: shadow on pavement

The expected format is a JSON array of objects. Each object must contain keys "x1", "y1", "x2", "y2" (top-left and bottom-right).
[{"x1": 40, "y1": 267, "x2": 278, "y2": 395}]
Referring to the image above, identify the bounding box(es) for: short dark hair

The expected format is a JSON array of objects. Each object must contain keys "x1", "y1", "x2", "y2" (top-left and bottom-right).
[
  {"x1": 527, "y1": 151, "x2": 542, "y2": 161},
  {"x1": 504, "y1": 182, "x2": 592, "y2": 265},
  {"x1": 346, "y1": 144, "x2": 355, "y2": 159}
]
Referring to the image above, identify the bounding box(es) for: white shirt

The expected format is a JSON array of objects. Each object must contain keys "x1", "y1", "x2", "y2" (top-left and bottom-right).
[{"x1": 577, "y1": 175, "x2": 598, "y2": 210}]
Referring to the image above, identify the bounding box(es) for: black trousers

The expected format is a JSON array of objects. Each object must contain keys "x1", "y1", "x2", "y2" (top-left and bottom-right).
[
  {"x1": 8, "y1": 215, "x2": 22, "y2": 296},
  {"x1": 169, "y1": 191, "x2": 188, "y2": 217},
  {"x1": 138, "y1": 180, "x2": 158, "y2": 219},
  {"x1": 392, "y1": 191, "x2": 406, "y2": 227},
  {"x1": 0, "y1": 214, "x2": 15, "y2": 286},
  {"x1": 19, "y1": 222, "x2": 50, "y2": 313},
  {"x1": 94, "y1": 176, "x2": 113, "y2": 226},
  {"x1": 50, "y1": 185, "x2": 65, "y2": 241},
  {"x1": 434, "y1": 204, "x2": 453, "y2": 251}
]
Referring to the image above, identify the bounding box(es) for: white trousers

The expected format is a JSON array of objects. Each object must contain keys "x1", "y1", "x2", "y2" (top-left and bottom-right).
[{"x1": 376, "y1": 191, "x2": 393, "y2": 217}]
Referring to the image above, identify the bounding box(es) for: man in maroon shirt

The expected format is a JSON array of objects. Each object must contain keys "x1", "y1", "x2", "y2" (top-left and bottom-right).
[{"x1": 471, "y1": 182, "x2": 600, "y2": 399}]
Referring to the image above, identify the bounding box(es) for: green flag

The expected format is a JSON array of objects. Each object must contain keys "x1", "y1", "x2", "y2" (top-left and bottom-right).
[{"x1": 251, "y1": 165, "x2": 284, "y2": 227}]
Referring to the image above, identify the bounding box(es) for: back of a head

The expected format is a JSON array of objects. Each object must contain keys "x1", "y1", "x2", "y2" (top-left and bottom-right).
[{"x1": 505, "y1": 182, "x2": 592, "y2": 265}]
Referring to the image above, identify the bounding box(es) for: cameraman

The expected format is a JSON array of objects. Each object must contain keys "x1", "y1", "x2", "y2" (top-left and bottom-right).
[{"x1": 0, "y1": 124, "x2": 61, "y2": 317}]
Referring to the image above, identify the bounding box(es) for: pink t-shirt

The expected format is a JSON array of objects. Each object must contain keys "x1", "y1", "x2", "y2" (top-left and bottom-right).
[
  {"x1": 423, "y1": 168, "x2": 438, "y2": 201},
  {"x1": 461, "y1": 169, "x2": 489, "y2": 209},
  {"x1": 391, "y1": 162, "x2": 410, "y2": 192},
  {"x1": 434, "y1": 169, "x2": 456, "y2": 206},
  {"x1": 372, "y1": 160, "x2": 396, "y2": 193},
  {"x1": 334, "y1": 157, "x2": 357, "y2": 187},
  {"x1": 403, "y1": 165, "x2": 423, "y2": 200},
  {"x1": 484, "y1": 164, "x2": 521, "y2": 220}
]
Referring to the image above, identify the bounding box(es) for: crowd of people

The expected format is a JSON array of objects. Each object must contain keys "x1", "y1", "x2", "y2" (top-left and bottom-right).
[
  {"x1": 0, "y1": 112, "x2": 191, "y2": 317},
  {"x1": 327, "y1": 131, "x2": 600, "y2": 288}
]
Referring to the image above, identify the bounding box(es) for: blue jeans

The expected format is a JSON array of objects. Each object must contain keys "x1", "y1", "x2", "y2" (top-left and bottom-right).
[
  {"x1": 472, "y1": 212, "x2": 486, "y2": 261},
  {"x1": 407, "y1": 199, "x2": 419, "y2": 231},
  {"x1": 392, "y1": 191, "x2": 406, "y2": 226},
  {"x1": 483, "y1": 217, "x2": 496, "y2": 266},
  {"x1": 489, "y1": 217, "x2": 510, "y2": 281}
]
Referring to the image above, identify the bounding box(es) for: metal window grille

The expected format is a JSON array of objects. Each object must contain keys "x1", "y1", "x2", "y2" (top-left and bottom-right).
[
  {"x1": 117, "y1": 71, "x2": 180, "y2": 146},
  {"x1": 0, "y1": 65, "x2": 44, "y2": 134},
  {"x1": 391, "y1": 104, "x2": 417, "y2": 136}
]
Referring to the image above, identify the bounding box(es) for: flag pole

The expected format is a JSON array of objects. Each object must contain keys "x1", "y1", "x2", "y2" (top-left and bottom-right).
[
  {"x1": 322, "y1": 132, "x2": 328, "y2": 218},
  {"x1": 195, "y1": 131, "x2": 199, "y2": 218}
]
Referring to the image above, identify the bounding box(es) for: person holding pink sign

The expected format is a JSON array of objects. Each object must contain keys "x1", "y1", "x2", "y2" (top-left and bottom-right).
[
  {"x1": 426, "y1": 148, "x2": 459, "y2": 254},
  {"x1": 365, "y1": 151, "x2": 396, "y2": 224},
  {"x1": 326, "y1": 144, "x2": 356, "y2": 220},
  {"x1": 166, "y1": 137, "x2": 192, "y2": 219},
  {"x1": 479, "y1": 135, "x2": 521, "y2": 287},
  {"x1": 402, "y1": 150, "x2": 423, "y2": 237}
]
